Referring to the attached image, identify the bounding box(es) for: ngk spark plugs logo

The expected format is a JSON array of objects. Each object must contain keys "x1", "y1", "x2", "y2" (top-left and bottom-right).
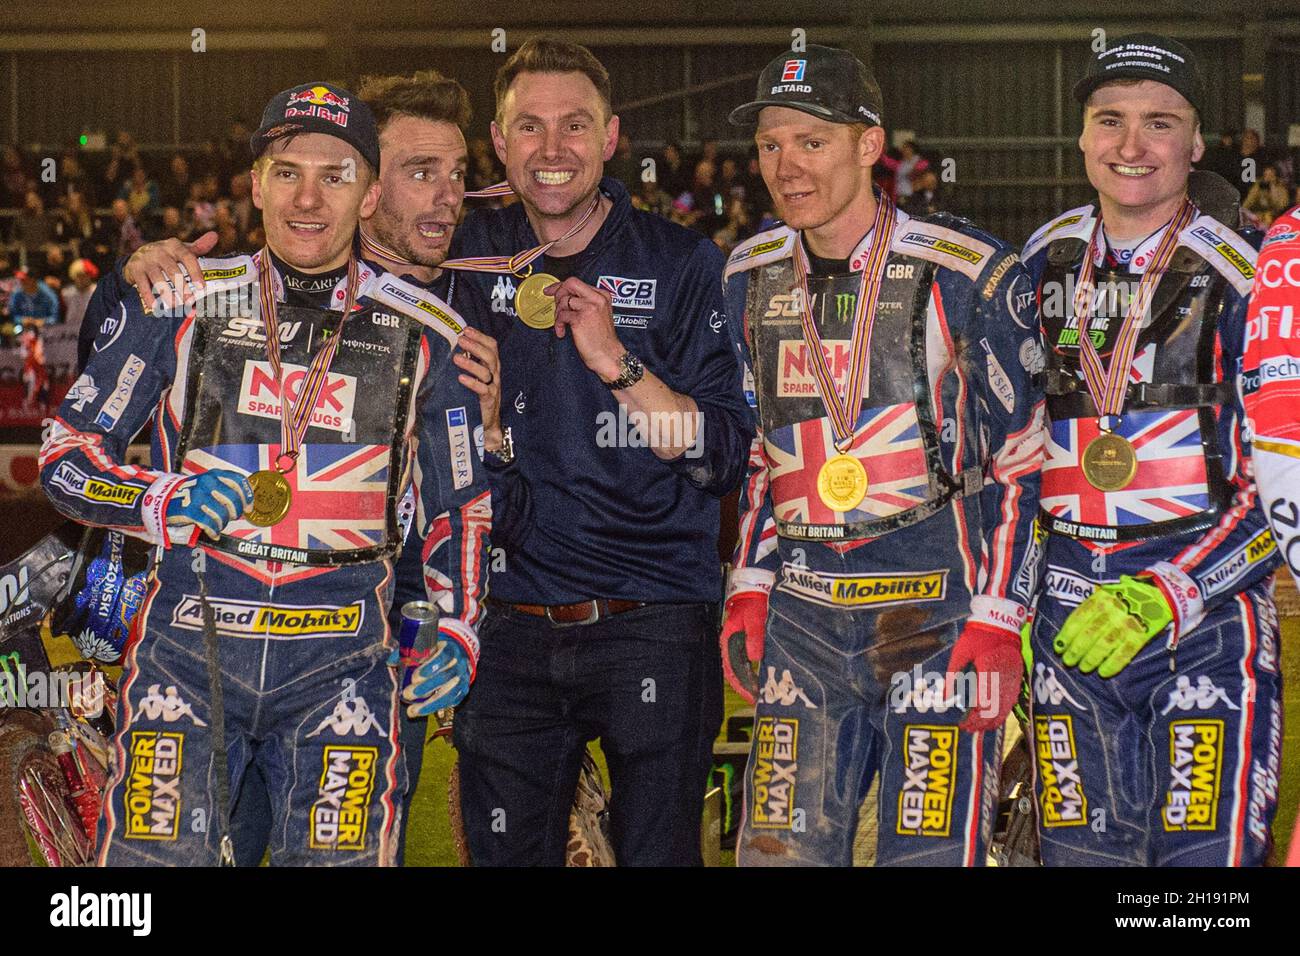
[
  {"x1": 897, "y1": 725, "x2": 957, "y2": 838},
  {"x1": 310, "y1": 746, "x2": 377, "y2": 851},
  {"x1": 1162, "y1": 719, "x2": 1223, "y2": 832},
  {"x1": 1034, "y1": 715, "x2": 1087, "y2": 827},
  {"x1": 777, "y1": 339, "x2": 850, "y2": 397},
  {"x1": 750, "y1": 717, "x2": 798, "y2": 829},
  {"x1": 238, "y1": 360, "x2": 356, "y2": 434},
  {"x1": 124, "y1": 731, "x2": 184, "y2": 841}
]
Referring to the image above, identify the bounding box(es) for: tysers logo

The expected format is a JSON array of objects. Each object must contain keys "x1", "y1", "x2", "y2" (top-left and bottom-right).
[
  {"x1": 980, "y1": 337, "x2": 1016, "y2": 413},
  {"x1": 446, "y1": 407, "x2": 473, "y2": 490},
  {"x1": 238, "y1": 360, "x2": 356, "y2": 434},
  {"x1": 310, "y1": 746, "x2": 377, "y2": 851},
  {"x1": 124, "y1": 731, "x2": 183, "y2": 841},
  {"x1": 170, "y1": 596, "x2": 364, "y2": 639},
  {"x1": 1034, "y1": 715, "x2": 1087, "y2": 827},
  {"x1": 897, "y1": 725, "x2": 957, "y2": 837},
  {"x1": 596, "y1": 276, "x2": 657, "y2": 310},
  {"x1": 1162, "y1": 719, "x2": 1223, "y2": 832},
  {"x1": 750, "y1": 717, "x2": 798, "y2": 829},
  {"x1": 94, "y1": 354, "x2": 146, "y2": 430}
]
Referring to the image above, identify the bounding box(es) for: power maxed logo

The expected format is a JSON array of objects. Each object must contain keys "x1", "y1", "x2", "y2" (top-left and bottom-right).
[
  {"x1": 897, "y1": 724, "x2": 957, "y2": 837},
  {"x1": 750, "y1": 717, "x2": 798, "y2": 829},
  {"x1": 1035, "y1": 715, "x2": 1087, "y2": 826},
  {"x1": 310, "y1": 745, "x2": 378, "y2": 851},
  {"x1": 1162, "y1": 719, "x2": 1223, "y2": 832},
  {"x1": 124, "y1": 731, "x2": 183, "y2": 841}
]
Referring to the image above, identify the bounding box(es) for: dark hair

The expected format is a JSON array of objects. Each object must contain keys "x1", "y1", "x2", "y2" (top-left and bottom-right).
[
  {"x1": 359, "y1": 70, "x2": 473, "y2": 134},
  {"x1": 493, "y1": 38, "x2": 612, "y2": 124}
]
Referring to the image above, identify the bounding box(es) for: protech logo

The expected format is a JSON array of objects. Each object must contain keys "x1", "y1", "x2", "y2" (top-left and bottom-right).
[{"x1": 49, "y1": 886, "x2": 152, "y2": 936}]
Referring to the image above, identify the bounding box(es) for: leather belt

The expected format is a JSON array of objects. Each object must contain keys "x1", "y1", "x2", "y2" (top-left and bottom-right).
[{"x1": 505, "y1": 598, "x2": 648, "y2": 626}]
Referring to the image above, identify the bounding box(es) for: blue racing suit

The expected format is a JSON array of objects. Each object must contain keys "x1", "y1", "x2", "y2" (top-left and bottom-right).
[
  {"x1": 724, "y1": 206, "x2": 1046, "y2": 865},
  {"x1": 1022, "y1": 204, "x2": 1282, "y2": 866},
  {"x1": 41, "y1": 251, "x2": 490, "y2": 866}
]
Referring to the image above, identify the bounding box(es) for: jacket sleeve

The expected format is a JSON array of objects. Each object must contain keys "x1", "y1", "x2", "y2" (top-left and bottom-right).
[
  {"x1": 653, "y1": 239, "x2": 754, "y2": 497},
  {"x1": 722, "y1": 267, "x2": 780, "y2": 599},
  {"x1": 77, "y1": 260, "x2": 131, "y2": 373},
  {"x1": 410, "y1": 329, "x2": 492, "y2": 668},
  {"x1": 1152, "y1": 247, "x2": 1282, "y2": 637},
  {"x1": 1243, "y1": 209, "x2": 1300, "y2": 593},
  {"x1": 964, "y1": 255, "x2": 1047, "y2": 636},
  {"x1": 39, "y1": 290, "x2": 191, "y2": 546}
]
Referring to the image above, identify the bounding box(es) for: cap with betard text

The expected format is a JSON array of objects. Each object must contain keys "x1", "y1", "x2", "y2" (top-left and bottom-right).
[
  {"x1": 1073, "y1": 34, "x2": 1204, "y2": 115},
  {"x1": 729, "y1": 44, "x2": 883, "y2": 128},
  {"x1": 250, "y1": 82, "x2": 380, "y2": 174}
]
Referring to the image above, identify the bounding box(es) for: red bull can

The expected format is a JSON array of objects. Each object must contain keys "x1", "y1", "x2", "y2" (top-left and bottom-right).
[{"x1": 398, "y1": 601, "x2": 439, "y2": 691}]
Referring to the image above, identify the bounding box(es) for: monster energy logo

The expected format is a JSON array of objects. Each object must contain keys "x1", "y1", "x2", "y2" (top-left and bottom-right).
[{"x1": 835, "y1": 293, "x2": 856, "y2": 321}]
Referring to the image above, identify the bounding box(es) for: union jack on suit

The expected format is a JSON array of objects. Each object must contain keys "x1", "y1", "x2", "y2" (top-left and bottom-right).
[
  {"x1": 1023, "y1": 201, "x2": 1282, "y2": 867},
  {"x1": 723, "y1": 205, "x2": 1046, "y2": 866},
  {"x1": 40, "y1": 253, "x2": 490, "y2": 866}
]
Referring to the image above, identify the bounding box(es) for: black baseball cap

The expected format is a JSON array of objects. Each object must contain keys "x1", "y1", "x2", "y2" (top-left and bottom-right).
[
  {"x1": 250, "y1": 82, "x2": 380, "y2": 174},
  {"x1": 729, "y1": 44, "x2": 884, "y2": 128},
  {"x1": 1073, "y1": 34, "x2": 1204, "y2": 115}
]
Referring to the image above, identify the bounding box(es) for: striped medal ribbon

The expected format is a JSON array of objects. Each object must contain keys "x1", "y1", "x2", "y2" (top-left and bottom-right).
[
  {"x1": 790, "y1": 193, "x2": 899, "y2": 515},
  {"x1": 1071, "y1": 198, "x2": 1195, "y2": 492},
  {"x1": 242, "y1": 249, "x2": 362, "y2": 526}
]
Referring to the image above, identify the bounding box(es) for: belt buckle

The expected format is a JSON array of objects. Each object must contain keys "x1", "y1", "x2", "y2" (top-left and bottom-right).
[{"x1": 545, "y1": 601, "x2": 602, "y2": 627}]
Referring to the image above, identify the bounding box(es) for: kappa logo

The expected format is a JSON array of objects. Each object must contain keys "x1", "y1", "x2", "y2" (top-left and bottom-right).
[
  {"x1": 124, "y1": 731, "x2": 184, "y2": 841},
  {"x1": 1162, "y1": 719, "x2": 1223, "y2": 832},
  {"x1": 750, "y1": 717, "x2": 798, "y2": 829},
  {"x1": 307, "y1": 696, "x2": 383, "y2": 738},
  {"x1": 760, "y1": 667, "x2": 817, "y2": 708},
  {"x1": 897, "y1": 724, "x2": 957, "y2": 837},
  {"x1": 171, "y1": 596, "x2": 365, "y2": 639},
  {"x1": 137, "y1": 684, "x2": 207, "y2": 727},
  {"x1": 237, "y1": 360, "x2": 356, "y2": 434},
  {"x1": 310, "y1": 746, "x2": 377, "y2": 851},
  {"x1": 67, "y1": 373, "x2": 99, "y2": 412},
  {"x1": 1035, "y1": 715, "x2": 1088, "y2": 827},
  {"x1": 490, "y1": 275, "x2": 518, "y2": 316},
  {"x1": 1160, "y1": 675, "x2": 1240, "y2": 715},
  {"x1": 596, "y1": 275, "x2": 657, "y2": 310},
  {"x1": 1033, "y1": 662, "x2": 1087, "y2": 709}
]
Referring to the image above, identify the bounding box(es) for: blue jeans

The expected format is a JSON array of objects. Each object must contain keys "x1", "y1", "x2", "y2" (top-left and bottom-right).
[
  {"x1": 1030, "y1": 581, "x2": 1282, "y2": 866},
  {"x1": 452, "y1": 601, "x2": 722, "y2": 866},
  {"x1": 737, "y1": 588, "x2": 1002, "y2": 866}
]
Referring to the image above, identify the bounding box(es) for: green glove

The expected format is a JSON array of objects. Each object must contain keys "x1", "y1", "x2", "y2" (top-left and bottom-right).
[{"x1": 1053, "y1": 575, "x2": 1173, "y2": 677}]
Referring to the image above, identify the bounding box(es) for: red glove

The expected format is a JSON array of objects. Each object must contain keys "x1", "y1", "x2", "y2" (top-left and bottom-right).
[
  {"x1": 945, "y1": 621, "x2": 1023, "y2": 732},
  {"x1": 720, "y1": 591, "x2": 768, "y2": 704}
]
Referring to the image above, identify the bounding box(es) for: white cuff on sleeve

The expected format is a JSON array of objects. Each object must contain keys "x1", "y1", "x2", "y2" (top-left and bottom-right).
[
  {"x1": 140, "y1": 473, "x2": 191, "y2": 547},
  {"x1": 967, "y1": 595, "x2": 1028, "y2": 638},
  {"x1": 438, "y1": 617, "x2": 480, "y2": 681},
  {"x1": 1146, "y1": 561, "x2": 1205, "y2": 637},
  {"x1": 726, "y1": 566, "x2": 776, "y2": 601}
]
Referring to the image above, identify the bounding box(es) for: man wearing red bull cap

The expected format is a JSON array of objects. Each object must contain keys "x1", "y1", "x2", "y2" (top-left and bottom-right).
[
  {"x1": 722, "y1": 44, "x2": 1045, "y2": 865},
  {"x1": 1023, "y1": 34, "x2": 1281, "y2": 866},
  {"x1": 41, "y1": 81, "x2": 489, "y2": 865}
]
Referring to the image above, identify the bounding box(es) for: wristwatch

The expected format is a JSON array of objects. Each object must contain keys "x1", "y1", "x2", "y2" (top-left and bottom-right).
[
  {"x1": 603, "y1": 351, "x2": 645, "y2": 390},
  {"x1": 484, "y1": 426, "x2": 515, "y2": 466}
]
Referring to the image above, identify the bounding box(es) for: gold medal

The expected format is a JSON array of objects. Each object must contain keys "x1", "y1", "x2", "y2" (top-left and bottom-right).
[
  {"x1": 515, "y1": 272, "x2": 559, "y2": 330},
  {"x1": 817, "y1": 454, "x2": 868, "y2": 513},
  {"x1": 1081, "y1": 433, "x2": 1138, "y2": 491},
  {"x1": 245, "y1": 469, "x2": 292, "y2": 526}
]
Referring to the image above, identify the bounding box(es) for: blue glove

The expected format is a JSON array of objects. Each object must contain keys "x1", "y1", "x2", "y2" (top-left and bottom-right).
[
  {"x1": 166, "y1": 470, "x2": 253, "y2": 540},
  {"x1": 388, "y1": 633, "x2": 472, "y2": 717}
]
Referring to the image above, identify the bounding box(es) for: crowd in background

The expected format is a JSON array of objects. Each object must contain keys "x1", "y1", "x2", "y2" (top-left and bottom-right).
[{"x1": 0, "y1": 120, "x2": 943, "y2": 337}]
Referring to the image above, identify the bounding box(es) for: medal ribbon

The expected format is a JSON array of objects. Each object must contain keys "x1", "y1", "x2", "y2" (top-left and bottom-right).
[
  {"x1": 791, "y1": 192, "x2": 899, "y2": 451},
  {"x1": 437, "y1": 190, "x2": 602, "y2": 278},
  {"x1": 256, "y1": 248, "x2": 362, "y2": 471},
  {"x1": 1072, "y1": 198, "x2": 1196, "y2": 417},
  {"x1": 358, "y1": 181, "x2": 518, "y2": 267}
]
